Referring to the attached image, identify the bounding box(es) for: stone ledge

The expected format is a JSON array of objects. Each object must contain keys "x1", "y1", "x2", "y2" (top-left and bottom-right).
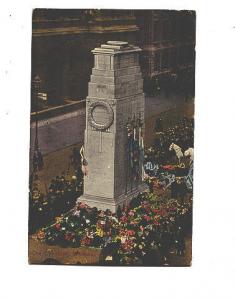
[
  {"x1": 33, "y1": 25, "x2": 139, "y2": 37},
  {"x1": 31, "y1": 100, "x2": 86, "y2": 122},
  {"x1": 92, "y1": 41, "x2": 142, "y2": 55}
]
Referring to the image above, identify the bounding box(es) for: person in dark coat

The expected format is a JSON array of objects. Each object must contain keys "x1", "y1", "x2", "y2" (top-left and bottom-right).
[
  {"x1": 142, "y1": 248, "x2": 162, "y2": 266},
  {"x1": 177, "y1": 178, "x2": 188, "y2": 202},
  {"x1": 158, "y1": 226, "x2": 171, "y2": 264},
  {"x1": 171, "y1": 180, "x2": 179, "y2": 199},
  {"x1": 174, "y1": 226, "x2": 186, "y2": 256},
  {"x1": 37, "y1": 150, "x2": 44, "y2": 170},
  {"x1": 155, "y1": 118, "x2": 163, "y2": 133}
]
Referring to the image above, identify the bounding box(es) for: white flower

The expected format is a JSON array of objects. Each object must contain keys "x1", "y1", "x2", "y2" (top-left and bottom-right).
[
  {"x1": 121, "y1": 237, "x2": 127, "y2": 244},
  {"x1": 105, "y1": 256, "x2": 113, "y2": 261}
]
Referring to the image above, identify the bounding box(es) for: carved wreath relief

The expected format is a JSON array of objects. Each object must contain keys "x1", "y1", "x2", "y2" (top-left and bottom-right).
[{"x1": 88, "y1": 101, "x2": 114, "y2": 130}]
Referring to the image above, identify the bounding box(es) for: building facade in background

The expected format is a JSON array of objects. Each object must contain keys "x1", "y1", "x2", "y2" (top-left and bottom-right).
[
  {"x1": 136, "y1": 10, "x2": 196, "y2": 96},
  {"x1": 31, "y1": 9, "x2": 196, "y2": 111}
]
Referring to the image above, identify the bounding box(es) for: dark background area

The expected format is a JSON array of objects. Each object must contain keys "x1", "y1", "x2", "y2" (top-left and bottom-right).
[{"x1": 31, "y1": 9, "x2": 196, "y2": 111}]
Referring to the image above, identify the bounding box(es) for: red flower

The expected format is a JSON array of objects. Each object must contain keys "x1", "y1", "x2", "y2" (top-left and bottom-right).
[
  {"x1": 121, "y1": 239, "x2": 134, "y2": 251},
  {"x1": 162, "y1": 165, "x2": 176, "y2": 171},
  {"x1": 153, "y1": 220, "x2": 160, "y2": 226},
  {"x1": 159, "y1": 210, "x2": 167, "y2": 217},
  {"x1": 55, "y1": 223, "x2": 61, "y2": 230},
  {"x1": 65, "y1": 232, "x2": 75, "y2": 241},
  {"x1": 127, "y1": 230, "x2": 135, "y2": 236},
  {"x1": 123, "y1": 205, "x2": 129, "y2": 212},
  {"x1": 143, "y1": 215, "x2": 151, "y2": 222},
  {"x1": 120, "y1": 216, "x2": 128, "y2": 223},
  {"x1": 81, "y1": 237, "x2": 91, "y2": 246}
]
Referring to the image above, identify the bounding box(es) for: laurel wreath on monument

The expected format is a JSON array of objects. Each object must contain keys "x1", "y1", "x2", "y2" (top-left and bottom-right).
[{"x1": 88, "y1": 101, "x2": 114, "y2": 130}]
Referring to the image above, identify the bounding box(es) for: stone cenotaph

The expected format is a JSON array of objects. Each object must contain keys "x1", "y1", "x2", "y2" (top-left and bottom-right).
[{"x1": 78, "y1": 41, "x2": 145, "y2": 212}]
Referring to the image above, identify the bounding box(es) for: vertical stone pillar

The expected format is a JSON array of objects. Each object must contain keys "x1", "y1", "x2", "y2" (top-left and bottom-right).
[{"x1": 78, "y1": 41, "x2": 145, "y2": 212}]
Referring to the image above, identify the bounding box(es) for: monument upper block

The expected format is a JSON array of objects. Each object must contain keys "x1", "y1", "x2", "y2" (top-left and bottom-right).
[
  {"x1": 92, "y1": 41, "x2": 142, "y2": 72},
  {"x1": 92, "y1": 41, "x2": 142, "y2": 55}
]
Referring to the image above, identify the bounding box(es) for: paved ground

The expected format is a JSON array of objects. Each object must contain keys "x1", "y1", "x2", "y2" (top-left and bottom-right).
[
  {"x1": 28, "y1": 234, "x2": 191, "y2": 266},
  {"x1": 28, "y1": 236, "x2": 101, "y2": 265},
  {"x1": 145, "y1": 91, "x2": 187, "y2": 119}
]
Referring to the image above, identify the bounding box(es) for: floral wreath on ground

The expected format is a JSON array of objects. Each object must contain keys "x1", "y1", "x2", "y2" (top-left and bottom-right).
[{"x1": 36, "y1": 192, "x2": 192, "y2": 265}]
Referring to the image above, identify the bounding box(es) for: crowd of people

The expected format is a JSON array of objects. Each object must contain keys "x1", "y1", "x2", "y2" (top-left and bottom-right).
[
  {"x1": 152, "y1": 116, "x2": 194, "y2": 165},
  {"x1": 37, "y1": 192, "x2": 192, "y2": 266},
  {"x1": 29, "y1": 171, "x2": 83, "y2": 233},
  {"x1": 144, "y1": 69, "x2": 195, "y2": 101}
]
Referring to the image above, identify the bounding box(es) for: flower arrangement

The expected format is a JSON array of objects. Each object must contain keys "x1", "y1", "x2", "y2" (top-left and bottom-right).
[{"x1": 36, "y1": 192, "x2": 192, "y2": 265}]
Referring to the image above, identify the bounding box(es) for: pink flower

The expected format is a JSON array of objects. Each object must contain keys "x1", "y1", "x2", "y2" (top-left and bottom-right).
[{"x1": 143, "y1": 215, "x2": 151, "y2": 222}]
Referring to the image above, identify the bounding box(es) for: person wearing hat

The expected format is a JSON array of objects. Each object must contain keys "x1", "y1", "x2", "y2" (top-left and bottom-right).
[{"x1": 171, "y1": 179, "x2": 178, "y2": 199}]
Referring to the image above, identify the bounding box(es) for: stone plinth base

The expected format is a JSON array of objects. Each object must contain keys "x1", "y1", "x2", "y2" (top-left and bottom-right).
[{"x1": 77, "y1": 184, "x2": 147, "y2": 213}]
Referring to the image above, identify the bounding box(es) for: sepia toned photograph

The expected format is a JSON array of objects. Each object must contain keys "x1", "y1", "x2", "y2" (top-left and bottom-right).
[{"x1": 29, "y1": 9, "x2": 196, "y2": 266}]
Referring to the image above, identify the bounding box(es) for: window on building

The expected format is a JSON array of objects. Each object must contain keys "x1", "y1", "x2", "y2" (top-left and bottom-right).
[
  {"x1": 154, "y1": 51, "x2": 161, "y2": 72},
  {"x1": 140, "y1": 54, "x2": 149, "y2": 74},
  {"x1": 171, "y1": 18, "x2": 178, "y2": 41},
  {"x1": 144, "y1": 23, "x2": 151, "y2": 44},
  {"x1": 191, "y1": 47, "x2": 195, "y2": 64},
  {"x1": 170, "y1": 47, "x2": 177, "y2": 70},
  {"x1": 153, "y1": 20, "x2": 161, "y2": 42},
  {"x1": 162, "y1": 20, "x2": 170, "y2": 41},
  {"x1": 183, "y1": 45, "x2": 195, "y2": 64},
  {"x1": 179, "y1": 46, "x2": 186, "y2": 65},
  {"x1": 161, "y1": 49, "x2": 169, "y2": 70}
]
